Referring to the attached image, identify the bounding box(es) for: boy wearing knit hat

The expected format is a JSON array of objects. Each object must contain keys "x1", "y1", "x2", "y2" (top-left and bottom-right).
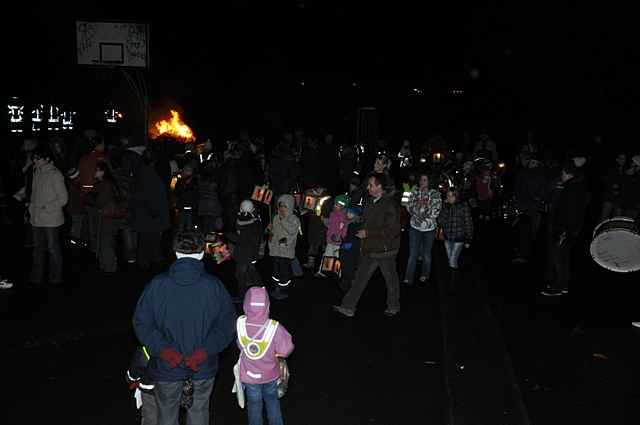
[{"x1": 226, "y1": 200, "x2": 263, "y2": 302}]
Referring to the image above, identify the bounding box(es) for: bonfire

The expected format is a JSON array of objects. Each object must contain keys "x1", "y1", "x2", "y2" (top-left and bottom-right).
[{"x1": 150, "y1": 110, "x2": 195, "y2": 142}]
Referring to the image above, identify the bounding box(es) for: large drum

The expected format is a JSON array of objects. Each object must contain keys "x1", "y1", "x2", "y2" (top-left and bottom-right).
[{"x1": 590, "y1": 217, "x2": 640, "y2": 273}]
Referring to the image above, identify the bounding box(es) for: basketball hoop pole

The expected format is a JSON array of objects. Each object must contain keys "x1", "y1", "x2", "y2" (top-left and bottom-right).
[{"x1": 120, "y1": 68, "x2": 149, "y2": 143}]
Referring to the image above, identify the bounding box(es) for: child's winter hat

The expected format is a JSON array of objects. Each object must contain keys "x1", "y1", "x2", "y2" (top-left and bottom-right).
[
  {"x1": 237, "y1": 199, "x2": 259, "y2": 225},
  {"x1": 572, "y1": 156, "x2": 587, "y2": 167},
  {"x1": 334, "y1": 194, "x2": 350, "y2": 208},
  {"x1": 240, "y1": 199, "x2": 255, "y2": 214}
]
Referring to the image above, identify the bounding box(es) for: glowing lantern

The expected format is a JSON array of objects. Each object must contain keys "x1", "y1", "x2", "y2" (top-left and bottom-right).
[
  {"x1": 304, "y1": 195, "x2": 318, "y2": 211},
  {"x1": 315, "y1": 196, "x2": 331, "y2": 216},
  {"x1": 321, "y1": 256, "x2": 342, "y2": 274},
  {"x1": 251, "y1": 185, "x2": 273, "y2": 205},
  {"x1": 204, "y1": 234, "x2": 232, "y2": 264},
  {"x1": 170, "y1": 174, "x2": 181, "y2": 191}
]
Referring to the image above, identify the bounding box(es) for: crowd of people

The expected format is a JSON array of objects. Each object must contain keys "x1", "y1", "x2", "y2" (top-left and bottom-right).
[{"x1": 2, "y1": 126, "x2": 639, "y2": 424}]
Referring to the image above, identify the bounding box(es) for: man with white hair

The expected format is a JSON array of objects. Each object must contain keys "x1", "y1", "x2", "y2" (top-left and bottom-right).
[{"x1": 133, "y1": 231, "x2": 236, "y2": 425}]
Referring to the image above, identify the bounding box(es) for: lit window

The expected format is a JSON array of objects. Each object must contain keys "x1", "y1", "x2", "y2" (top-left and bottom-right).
[
  {"x1": 62, "y1": 111, "x2": 76, "y2": 130},
  {"x1": 48, "y1": 105, "x2": 61, "y2": 131},
  {"x1": 105, "y1": 108, "x2": 117, "y2": 124},
  {"x1": 31, "y1": 105, "x2": 44, "y2": 132}
]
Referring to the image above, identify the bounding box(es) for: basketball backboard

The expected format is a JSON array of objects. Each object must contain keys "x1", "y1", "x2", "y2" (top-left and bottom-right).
[{"x1": 76, "y1": 21, "x2": 149, "y2": 68}]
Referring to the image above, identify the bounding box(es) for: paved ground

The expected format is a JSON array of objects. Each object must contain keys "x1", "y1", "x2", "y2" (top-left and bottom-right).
[
  {"x1": 2, "y1": 213, "x2": 638, "y2": 425},
  {"x1": 2, "y1": 225, "x2": 447, "y2": 425},
  {"x1": 487, "y1": 215, "x2": 640, "y2": 425}
]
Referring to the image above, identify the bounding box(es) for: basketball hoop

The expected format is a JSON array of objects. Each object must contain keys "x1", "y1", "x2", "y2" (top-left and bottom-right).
[{"x1": 76, "y1": 20, "x2": 151, "y2": 140}]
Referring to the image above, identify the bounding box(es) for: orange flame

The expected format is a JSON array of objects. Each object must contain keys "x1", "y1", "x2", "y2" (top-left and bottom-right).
[{"x1": 151, "y1": 110, "x2": 195, "y2": 142}]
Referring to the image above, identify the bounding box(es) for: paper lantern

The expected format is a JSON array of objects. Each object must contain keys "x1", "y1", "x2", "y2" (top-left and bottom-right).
[
  {"x1": 205, "y1": 241, "x2": 231, "y2": 264},
  {"x1": 251, "y1": 185, "x2": 266, "y2": 202},
  {"x1": 263, "y1": 189, "x2": 273, "y2": 205},
  {"x1": 321, "y1": 256, "x2": 341, "y2": 274},
  {"x1": 304, "y1": 195, "x2": 318, "y2": 211},
  {"x1": 170, "y1": 174, "x2": 181, "y2": 191},
  {"x1": 252, "y1": 185, "x2": 273, "y2": 205}
]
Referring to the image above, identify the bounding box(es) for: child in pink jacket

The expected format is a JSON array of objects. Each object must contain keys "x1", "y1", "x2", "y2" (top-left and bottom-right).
[
  {"x1": 315, "y1": 194, "x2": 349, "y2": 278},
  {"x1": 237, "y1": 286, "x2": 294, "y2": 425}
]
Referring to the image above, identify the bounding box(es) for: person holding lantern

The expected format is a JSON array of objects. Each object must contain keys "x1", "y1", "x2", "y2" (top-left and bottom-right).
[
  {"x1": 315, "y1": 194, "x2": 349, "y2": 278},
  {"x1": 268, "y1": 195, "x2": 301, "y2": 301}
]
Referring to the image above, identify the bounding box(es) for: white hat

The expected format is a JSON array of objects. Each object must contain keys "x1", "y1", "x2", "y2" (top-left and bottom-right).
[
  {"x1": 632, "y1": 155, "x2": 640, "y2": 167},
  {"x1": 573, "y1": 157, "x2": 587, "y2": 167},
  {"x1": 240, "y1": 200, "x2": 255, "y2": 213}
]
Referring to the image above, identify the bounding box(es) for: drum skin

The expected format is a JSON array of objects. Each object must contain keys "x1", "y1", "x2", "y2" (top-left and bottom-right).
[{"x1": 590, "y1": 217, "x2": 640, "y2": 273}]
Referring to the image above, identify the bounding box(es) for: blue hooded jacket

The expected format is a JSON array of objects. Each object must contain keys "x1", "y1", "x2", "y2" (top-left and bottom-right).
[{"x1": 132, "y1": 258, "x2": 236, "y2": 381}]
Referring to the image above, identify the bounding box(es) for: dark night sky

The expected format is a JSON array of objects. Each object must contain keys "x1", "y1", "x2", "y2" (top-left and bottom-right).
[{"x1": 5, "y1": 1, "x2": 639, "y2": 141}]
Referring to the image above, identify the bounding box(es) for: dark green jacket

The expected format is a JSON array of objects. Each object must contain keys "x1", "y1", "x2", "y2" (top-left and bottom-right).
[{"x1": 361, "y1": 193, "x2": 401, "y2": 257}]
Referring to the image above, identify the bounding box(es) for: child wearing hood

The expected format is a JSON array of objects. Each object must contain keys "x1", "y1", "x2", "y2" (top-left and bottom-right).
[
  {"x1": 268, "y1": 194, "x2": 301, "y2": 300},
  {"x1": 315, "y1": 194, "x2": 349, "y2": 278},
  {"x1": 237, "y1": 286, "x2": 294, "y2": 425}
]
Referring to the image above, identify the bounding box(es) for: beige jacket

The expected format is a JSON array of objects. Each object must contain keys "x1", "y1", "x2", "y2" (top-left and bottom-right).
[
  {"x1": 268, "y1": 194, "x2": 300, "y2": 259},
  {"x1": 29, "y1": 163, "x2": 68, "y2": 227}
]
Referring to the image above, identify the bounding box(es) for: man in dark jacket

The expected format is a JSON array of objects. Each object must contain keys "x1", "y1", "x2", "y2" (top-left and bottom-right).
[
  {"x1": 513, "y1": 156, "x2": 547, "y2": 264},
  {"x1": 173, "y1": 162, "x2": 198, "y2": 231},
  {"x1": 133, "y1": 231, "x2": 236, "y2": 425},
  {"x1": 541, "y1": 162, "x2": 589, "y2": 296},
  {"x1": 129, "y1": 151, "x2": 170, "y2": 271},
  {"x1": 333, "y1": 173, "x2": 402, "y2": 317}
]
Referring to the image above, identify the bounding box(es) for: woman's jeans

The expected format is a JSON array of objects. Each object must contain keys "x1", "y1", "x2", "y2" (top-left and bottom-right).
[
  {"x1": 31, "y1": 225, "x2": 63, "y2": 284},
  {"x1": 404, "y1": 227, "x2": 435, "y2": 283},
  {"x1": 245, "y1": 380, "x2": 284, "y2": 425},
  {"x1": 444, "y1": 240, "x2": 464, "y2": 268}
]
